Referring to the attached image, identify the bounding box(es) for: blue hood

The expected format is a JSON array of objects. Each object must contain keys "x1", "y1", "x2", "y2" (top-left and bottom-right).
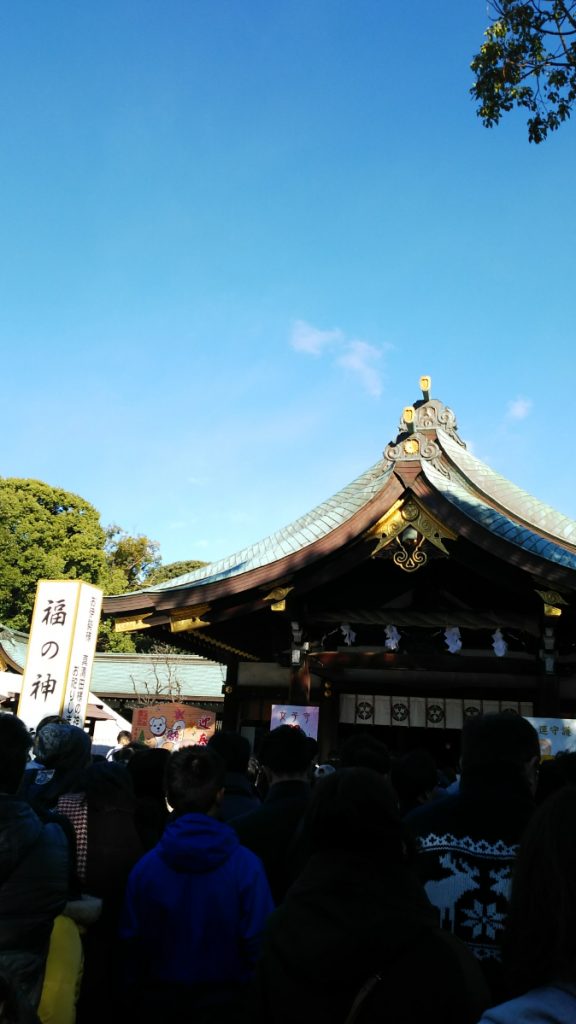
[{"x1": 158, "y1": 813, "x2": 239, "y2": 873}]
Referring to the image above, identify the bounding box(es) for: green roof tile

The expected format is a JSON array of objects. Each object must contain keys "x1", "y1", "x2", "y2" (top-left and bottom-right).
[{"x1": 133, "y1": 458, "x2": 394, "y2": 595}]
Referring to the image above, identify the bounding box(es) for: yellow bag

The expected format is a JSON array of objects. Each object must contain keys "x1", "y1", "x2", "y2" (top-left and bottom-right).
[{"x1": 37, "y1": 916, "x2": 83, "y2": 1024}]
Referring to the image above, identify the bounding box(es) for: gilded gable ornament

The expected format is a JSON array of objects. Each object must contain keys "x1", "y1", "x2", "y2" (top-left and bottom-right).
[{"x1": 366, "y1": 498, "x2": 456, "y2": 572}]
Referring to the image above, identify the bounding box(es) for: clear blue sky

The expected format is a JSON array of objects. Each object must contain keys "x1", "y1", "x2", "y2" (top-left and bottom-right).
[{"x1": 1, "y1": 2, "x2": 575, "y2": 568}]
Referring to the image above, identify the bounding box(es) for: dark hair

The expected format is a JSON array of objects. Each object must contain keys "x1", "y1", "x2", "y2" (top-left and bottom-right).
[
  {"x1": 503, "y1": 785, "x2": 576, "y2": 993},
  {"x1": 110, "y1": 741, "x2": 148, "y2": 764},
  {"x1": 339, "y1": 733, "x2": 391, "y2": 776},
  {"x1": 0, "y1": 714, "x2": 32, "y2": 793},
  {"x1": 75, "y1": 761, "x2": 135, "y2": 811},
  {"x1": 165, "y1": 746, "x2": 225, "y2": 815},
  {"x1": 208, "y1": 731, "x2": 251, "y2": 774},
  {"x1": 391, "y1": 748, "x2": 437, "y2": 812},
  {"x1": 537, "y1": 752, "x2": 576, "y2": 804},
  {"x1": 127, "y1": 748, "x2": 170, "y2": 799},
  {"x1": 303, "y1": 767, "x2": 414, "y2": 864},
  {"x1": 257, "y1": 725, "x2": 312, "y2": 776},
  {"x1": 461, "y1": 713, "x2": 539, "y2": 774},
  {"x1": 117, "y1": 730, "x2": 132, "y2": 744}
]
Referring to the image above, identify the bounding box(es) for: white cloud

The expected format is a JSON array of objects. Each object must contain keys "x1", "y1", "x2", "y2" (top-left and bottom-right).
[
  {"x1": 290, "y1": 319, "x2": 386, "y2": 396},
  {"x1": 290, "y1": 319, "x2": 343, "y2": 355},
  {"x1": 507, "y1": 397, "x2": 532, "y2": 421},
  {"x1": 336, "y1": 340, "x2": 383, "y2": 397}
]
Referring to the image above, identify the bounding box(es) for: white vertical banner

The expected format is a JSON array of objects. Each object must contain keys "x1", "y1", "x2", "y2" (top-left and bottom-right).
[
  {"x1": 426, "y1": 698, "x2": 446, "y2": 729},
  {"x1": 445, "y1": 699, "x2": 463, "y2": 729},
  {"x1": 374, "y1": 695, "x2": 391, "y2": 726},
  {"x1": 409, "y1": 697, "x2": 426, "y2": 728},
  {"x1": 482, "y1": 700, "x2": 500, "y2": 716},
  {"x1": 354, "y1": 695, "x2": 375, "y2": 725},
  {"x1": 18, "y1": 580, "x2": 82, "y2": 731},
  {"x1": 339, "y1": 694, "x2": 355, "y2": 724},
  {"x1": 391, "y1": 697, "x2": 410, "y2": 727},
  {"x1": 61, "y1": 584, "x2": 103, "y2": 728},
  {"x1": 500, "y1": 700, "x2": 521, "y2": 715}
]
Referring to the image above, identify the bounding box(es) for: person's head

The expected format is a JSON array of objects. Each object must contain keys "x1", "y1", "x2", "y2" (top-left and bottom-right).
[
  {"x1": 127, "y1": 747, "x2": 171, "y2": 800},
  {"x1": 303, "y1": 766, "x2": 414, "y2": 864},
  {"x1": 391, "y1": 748, "x2": 438, "y2": 813},
  {"x1": 34, "y1": 722, "x2": 91, "y2": 772},
  {"x1": 117, "y1": 730, "x2": 132, "y2": 746},
  {"x1": 0, "y1": 713, "x2": 32, "y2": 794},
  {"x1": 208, "y1": 731, "x2": 251, "y2": 774},
  {"x1": 257, "y1": 725, "x2": 312, "y2": 782},
  {"x1": 504, "y1": 785, "x2": 576, "y2": 993},
  {"x1": 76, "y1": 760, "x2": 135, "y2": 810},
  {"x1": 460, "y1": 712, "x2": 540, "y2": 794},
  {"x1": 111, "y1": 741, "x2": 148, "y2": 764},
  {"x1": 339, "y1": 733, "x2": 391, "y2": 776},
  {"x1": 165, "y1": 745, "x2": 225, "y2": 816}
]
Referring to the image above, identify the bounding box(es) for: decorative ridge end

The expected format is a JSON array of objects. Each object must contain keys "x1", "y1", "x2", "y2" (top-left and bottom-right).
[{"x1": 383, "y1": 378, "x2": 466, "y2": 471}]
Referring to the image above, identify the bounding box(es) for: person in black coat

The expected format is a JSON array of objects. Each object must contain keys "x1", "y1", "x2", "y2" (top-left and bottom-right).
[
  {"x1": 0, "y1": 714, "x2": 69, "y2": 1014},
  {"x1": 406, "y1": 712, "x2": 539, "y2": 1002},
  {"x1": 256, "y1": 767, "x2": 490, "y2": 1024},
  {"x1": 231, "y1": 726, "x2": 313, "y2": 903},
  {"x1": 208, "y1": 732, "x2": 260, "y2": 822}
]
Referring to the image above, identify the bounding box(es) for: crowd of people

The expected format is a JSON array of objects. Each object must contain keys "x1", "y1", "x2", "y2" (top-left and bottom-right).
[{"x1": 1, "y1": 709, "x2": 575, "y2": 1024}]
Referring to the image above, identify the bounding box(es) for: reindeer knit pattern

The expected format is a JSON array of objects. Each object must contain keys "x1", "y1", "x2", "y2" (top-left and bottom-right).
[{"x1": 418, "y1": 832, "x2": 518, "y2": 962}]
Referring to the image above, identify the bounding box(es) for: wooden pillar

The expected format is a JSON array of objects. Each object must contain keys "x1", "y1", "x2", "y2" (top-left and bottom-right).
[
  {"x1": 288, "y1": 652, "x2": 311, "y2": 705},
  {"x1": 317, "y1": 679, "x2": 339, "y2": 761},
  {"x1": 221, "y1": 660, "x2": 240, "y2": 732},
  {"x1": 536, "y1": 622, "x2": 560, "y2": 717}
]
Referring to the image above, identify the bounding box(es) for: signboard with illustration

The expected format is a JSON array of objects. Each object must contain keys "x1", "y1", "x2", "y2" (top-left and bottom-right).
[
  {"x1": 131, "y1": 703, "x2": 216, "y2": 750},
  {"x1": 270, "y1": 704, "x2": 320, "y2": 740},
  {"x1": 524, "y1": 717, "x2": 576, "y2": 758}
]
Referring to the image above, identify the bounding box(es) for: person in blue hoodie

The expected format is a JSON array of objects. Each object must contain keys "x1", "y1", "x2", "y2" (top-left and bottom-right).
[{"x1": 120, "y1": 744, "x2": 273, "y2": 1024}]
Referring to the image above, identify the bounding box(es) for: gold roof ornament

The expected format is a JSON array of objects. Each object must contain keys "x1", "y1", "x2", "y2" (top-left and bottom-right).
[
  {"x1": 419, "y1": 375, "x2": 431, "y2": 399},
  {"x1": 366, "y1": 497, "x2": 457, "y2": 571},
  {"x1": 169, "y1": 604, "x2": 211, "y2": 633},
  {"x1": 114, "y1": 614, "x2": 153, "y2": 634},
  {"x1": 263, "y1": 586, "x2": 294, "y2": 612}
]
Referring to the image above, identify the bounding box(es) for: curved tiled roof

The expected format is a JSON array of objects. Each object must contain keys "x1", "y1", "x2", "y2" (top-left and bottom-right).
[
  {"x1": 0, "y1": 628, "x2": 28, "y2": 671},
  {"x1": 137, "y1": 456, "x2": 395, "y2": 595},
  {"x1": 424, "y1": 434, "x2": 576, "y2": 571},
  {"x1": 437, "y1": 429, "x2": 576, "y2": 548},
  {"x1": 102, "y1": 385, "x2": 576, "y2": 610}
]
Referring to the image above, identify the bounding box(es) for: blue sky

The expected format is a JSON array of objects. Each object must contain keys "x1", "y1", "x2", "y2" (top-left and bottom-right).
[{"x1": 1, "y1": 2, "x2": 575, "y2": 568}]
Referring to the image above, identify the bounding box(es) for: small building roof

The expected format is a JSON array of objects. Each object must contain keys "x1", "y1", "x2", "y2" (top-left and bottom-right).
[{"x1": 0, "y1": 626, "x2": 225, "y2": 701}]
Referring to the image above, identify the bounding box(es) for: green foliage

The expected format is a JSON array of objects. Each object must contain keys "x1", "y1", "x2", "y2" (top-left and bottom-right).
[
  {"x1": 0, "y1": 478, "x2": 108, "y2": 631},
  {"x1": 104, "y1": 525, "x2": 161, "y2": 591},
  {"x1": 145, "y1": 558, "x2": 208, "y2": 587},
  {"x1": 0, "y1": 477, "x2": 207, "y2": 654},
  {"x1": 96, "y1": 617, "x2": 137, "y2": 653},
  {"x1": 471, "y1": 1, "x2": 576, "y2": 142}
]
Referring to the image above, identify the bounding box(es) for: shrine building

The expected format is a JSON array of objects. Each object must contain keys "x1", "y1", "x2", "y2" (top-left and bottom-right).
[{"x1": 102, "y1": 377, "x2": 576, "y2": 759}]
